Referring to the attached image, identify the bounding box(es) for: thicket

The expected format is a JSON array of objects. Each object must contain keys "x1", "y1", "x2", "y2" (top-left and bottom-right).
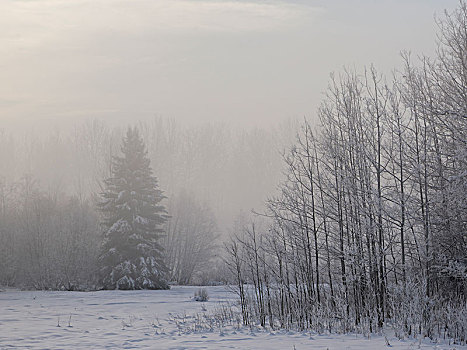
[{"x1": 226, "y1": 2, "x2": 467, "y2": 343}]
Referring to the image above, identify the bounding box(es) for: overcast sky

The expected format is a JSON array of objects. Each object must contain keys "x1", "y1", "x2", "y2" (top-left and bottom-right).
[{"x1": 0, "y1": 0, "x2": 459, "y2": 131}]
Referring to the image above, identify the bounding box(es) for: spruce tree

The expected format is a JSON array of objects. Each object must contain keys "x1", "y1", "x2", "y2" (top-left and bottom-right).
[{"x1": 98, "y1": 127, "x2": 169, "y2": 290}]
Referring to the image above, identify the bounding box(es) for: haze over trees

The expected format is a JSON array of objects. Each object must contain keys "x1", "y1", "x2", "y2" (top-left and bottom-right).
[
  {"x1": 0, "y1": 0, "x2": 465, "y2": 346},
  {"x1": 0, "y1": 120, "x2": 291, "y2": 289},
  {"x1": 0, "y1": 182, "x2": 99, "y2": 290},
  {"x1": 165, "y1": 190, "x2": 218, "y2": 285}
]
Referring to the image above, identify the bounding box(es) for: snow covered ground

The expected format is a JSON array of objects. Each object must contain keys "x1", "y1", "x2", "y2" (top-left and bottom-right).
[{"x1": 0, "y1": 285, "x2": 464, "y2": 349}]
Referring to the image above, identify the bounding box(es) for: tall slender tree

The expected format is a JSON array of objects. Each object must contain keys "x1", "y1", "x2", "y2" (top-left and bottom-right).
[{"x1": 98, "y1": 127, "x2": 169, "y2": 290}]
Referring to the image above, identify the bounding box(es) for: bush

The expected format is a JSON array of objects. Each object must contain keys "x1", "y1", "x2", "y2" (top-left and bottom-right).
[{"x1": 193, "y1": 288, "x2": 209, "y2": 302}]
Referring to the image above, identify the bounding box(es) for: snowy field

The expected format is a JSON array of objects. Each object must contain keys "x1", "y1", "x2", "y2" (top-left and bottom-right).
[{"x1": 0, "y1": 286, "x2": 464, "y2": 350}]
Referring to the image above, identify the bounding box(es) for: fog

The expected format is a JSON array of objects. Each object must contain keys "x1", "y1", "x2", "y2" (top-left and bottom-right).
[
  {"x1": 0, "y1": 0, "x2": 465, "y2": 300},
  {"x1": 1, "y1": 2, "x2": 467, "y2": 347},
  {"x1": 0, "y1": 0, "x2": 458, "y2": 230},
  {"x1": 0, "y1": 0, "x2": 456, "y2": 131},
  {"x1": 0, "y1": 118, "x2": 297, "y2": 234}
]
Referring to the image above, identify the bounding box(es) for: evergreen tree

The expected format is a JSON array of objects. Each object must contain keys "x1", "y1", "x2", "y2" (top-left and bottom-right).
[{"x1": 98, "y1": 127, "x2": 169, "y2": 290}]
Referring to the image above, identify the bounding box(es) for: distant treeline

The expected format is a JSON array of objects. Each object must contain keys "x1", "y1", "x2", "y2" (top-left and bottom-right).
[{"x1": 0, "y1": 116, "x2": 295, "y2": 288}]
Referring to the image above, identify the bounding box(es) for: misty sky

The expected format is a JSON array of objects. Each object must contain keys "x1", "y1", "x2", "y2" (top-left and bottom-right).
[{"x1": 0, "y1": 0, "x2": 459, "y2": 131}]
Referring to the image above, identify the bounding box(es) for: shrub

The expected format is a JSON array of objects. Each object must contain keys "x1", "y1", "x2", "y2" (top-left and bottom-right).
[{"x1": 194, "y1": 288, "x2": 209, "y2": 302}]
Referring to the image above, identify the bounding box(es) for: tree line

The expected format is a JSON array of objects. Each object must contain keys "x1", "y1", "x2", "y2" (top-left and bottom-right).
[
  {"x1": 227, "y1": 2, "x2": 466, "y2": 343},
  {"x1": 0, "y1": 118, "x2": 293, "y2": 289},
  {"x1": 0, "y1": 127, "x2": 227, "y2": 289}
]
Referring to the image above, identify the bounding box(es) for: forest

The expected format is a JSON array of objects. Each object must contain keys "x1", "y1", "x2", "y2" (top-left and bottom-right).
[{"x1": 0, "y1": 118, "x2": 294, "y2": 288}]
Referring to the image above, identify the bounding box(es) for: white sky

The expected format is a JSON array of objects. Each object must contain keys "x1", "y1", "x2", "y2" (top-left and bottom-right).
[{"x1": 0, "y1": 0, "x2": 459, "y2": 131}]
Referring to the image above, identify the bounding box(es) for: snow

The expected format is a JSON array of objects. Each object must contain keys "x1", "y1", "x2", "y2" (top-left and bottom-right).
[
  {"x1": 0, "y1": 286, "x2": 464, "y2": 349},
  {"x1": 134, "y1": 216, "x2": 149, "y2": 225},
  {"x1": 108, "y1": 219, "x2": 131, "y2": 234}
]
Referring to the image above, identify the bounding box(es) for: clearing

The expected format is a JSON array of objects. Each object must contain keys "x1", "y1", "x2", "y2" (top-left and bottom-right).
[{"x1": 0, "y1": 286, "x2": 464, "y2": 349}]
